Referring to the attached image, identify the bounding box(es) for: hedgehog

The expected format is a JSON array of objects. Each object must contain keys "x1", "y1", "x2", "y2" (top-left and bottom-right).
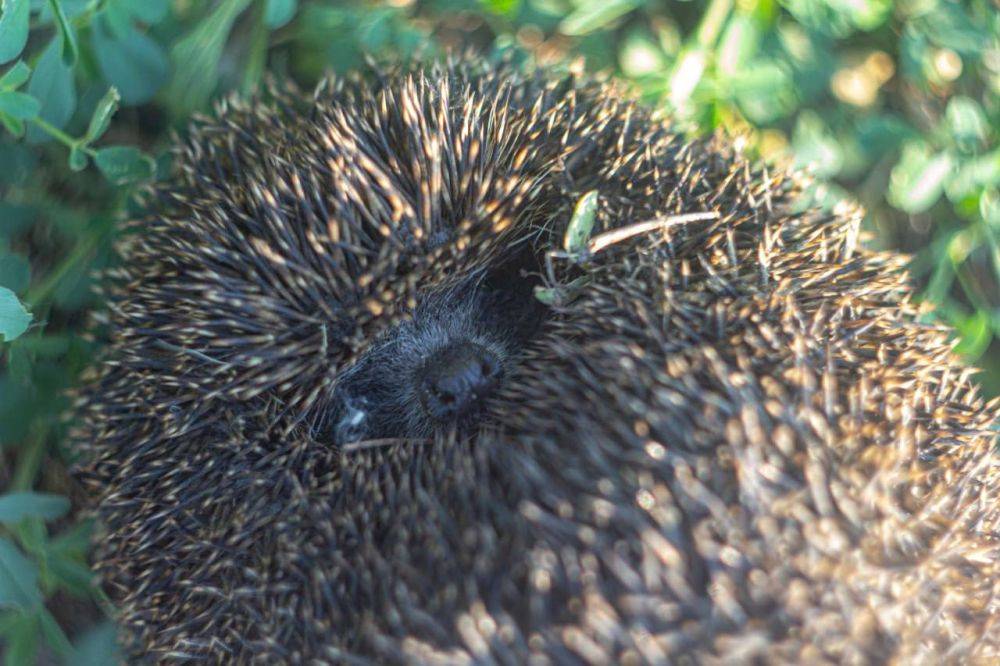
[{"x1": 72, "y1": 58, "x2": 1000, "y2": 663}]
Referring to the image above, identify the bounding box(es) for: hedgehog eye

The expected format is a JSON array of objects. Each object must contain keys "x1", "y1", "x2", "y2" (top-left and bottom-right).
[{"x1": 475, "y1": 244, "x2": 549, "y2": 345}]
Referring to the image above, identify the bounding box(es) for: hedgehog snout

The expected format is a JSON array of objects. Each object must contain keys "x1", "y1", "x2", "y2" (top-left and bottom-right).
[{"x1": 416, "y1": 341, "x2": 503, "y2": 422}]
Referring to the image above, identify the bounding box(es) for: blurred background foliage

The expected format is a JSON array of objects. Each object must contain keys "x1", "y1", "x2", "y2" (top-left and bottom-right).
[{"x1": 0, "y1": 0, "x2": 998, "y2": 661}]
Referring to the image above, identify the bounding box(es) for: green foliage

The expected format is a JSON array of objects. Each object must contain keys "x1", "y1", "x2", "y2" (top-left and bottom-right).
[
  {"x1": 0, "y1": 493, "x2": 69, "y2": 523},
  {"x1": 0, "y1": 287, "x2": 31, "y2": 342},
  {"x1": 0, "y1": 507, "x2": 101, "y2": 664},
  {"x1": 166, "y1": 0, "x2": 253, "y2": 115},
  {"x1": 563, "y1": 190, "x2": 600, "y2": 255},
  {"x1": 560, "y1": 0, "x2": 644, "y2": 36},
  {"x1": 265, "y1": 0, "x2": 297, "y2": 29},
  {"x1": 90, "y1": 18, "x2": 169, "y2": 105},
  {"x1": 0, "y1": 0, "x2": 997, "y2": 662},
  {"x1": 0, "y1": 1, "x2": 31, "y2": 64}
]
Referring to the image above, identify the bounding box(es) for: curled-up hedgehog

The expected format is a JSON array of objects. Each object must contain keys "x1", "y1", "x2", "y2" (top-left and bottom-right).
[{"x1": 73, "y1": 58, "x2": 1000, "y2": 663}]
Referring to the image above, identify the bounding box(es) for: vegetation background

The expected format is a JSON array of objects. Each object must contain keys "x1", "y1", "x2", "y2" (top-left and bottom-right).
[{"x1": 0, "y1": 0, "x2": 997, "y2": 661}]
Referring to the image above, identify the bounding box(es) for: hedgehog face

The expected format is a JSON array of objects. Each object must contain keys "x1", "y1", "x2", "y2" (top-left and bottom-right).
[{"x1": 325, "y1": 262, "x2": 547, "y2": 444}]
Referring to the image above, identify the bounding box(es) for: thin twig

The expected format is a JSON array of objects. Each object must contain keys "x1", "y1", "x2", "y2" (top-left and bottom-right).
[
  {"x1": 587, "y1": 211, "x2": 720, "y2": 254},
  {"x1": 341, "y1": 438, "x2": 428, "y2": 453}
]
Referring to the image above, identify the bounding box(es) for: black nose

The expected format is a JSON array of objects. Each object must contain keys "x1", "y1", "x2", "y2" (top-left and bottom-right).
[{"x1": 418, "y1": 342, "x2": 503, "y2": 422}]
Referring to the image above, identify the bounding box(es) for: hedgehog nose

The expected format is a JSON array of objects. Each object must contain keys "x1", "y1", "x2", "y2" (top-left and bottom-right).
[{"x1": 418, "y1": 342, "x2": 503, "y2": 422}]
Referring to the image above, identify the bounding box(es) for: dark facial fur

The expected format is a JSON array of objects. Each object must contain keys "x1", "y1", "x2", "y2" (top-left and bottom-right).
[
  {"x1": 321, "y1": 258, "x2": 547, "y2": 444},
  {"x1": 72, "y1": 60, "x2": 1000, "y2": 663}
]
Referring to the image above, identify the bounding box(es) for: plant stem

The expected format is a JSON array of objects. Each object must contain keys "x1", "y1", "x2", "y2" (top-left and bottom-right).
[
  {"x1": 667, "y1": 0, "x2": 733, "y2": 110},
  {"x1": 12, "y1": 426, "x2": 49, "y2": 491},
  {"x1": 241, "y1": 1, "x2": 270, "y2": 95},
  {"x1": 29, "y1": 116, "x2": 75, "y2": 147},
  {"x1": 26, "y1": 230, "x2": 102, "y2": 307},
  {"x1": 28, "y1": 117, "x2": 96, "y2": 156},
  {"x1": 696, "y1": 0, "x2": 734, "y2": 47}
]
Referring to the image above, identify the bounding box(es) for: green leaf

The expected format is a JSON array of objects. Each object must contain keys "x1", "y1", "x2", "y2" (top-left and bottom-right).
[
  {"x1": 953, "y1": 310, "x2": 992, "y2": 360},
  {"x1": 1, "y1": 611, "x2": 39, "y2": 666},
  {"x1": 47, "y1": 522, "x2": 95, "y2": 595},
  {"x1": 981, "y1": 188, "x2": 1000, "y2": 229},
  {"x1": 0, "y1": 493, "x2": 70, "y2": 524},
  {"x1": 0, "y1": 142, "x2": 36, "y2": 186},
  {"x1": 93, "y1": 145, "x2": 155, "y2": 184},
  {"x1": 0, "y1": 537, "x2": 41, "y2": 610},
  {"x1": 0, "y1": 0, "x2": 30, "y2": 64},
  {"x1": 0, "y1": 250, "x2": 29, "y2": 292},
  {"x1": 100, "y1": 0, "x2": 133, "y2": 38},
  {"x1": 0, "y1": 60, "x2": 30, "y2": 90},
  {"x1": 91, "y1": 20, "x2": 169, "y2": 105},
  {"x1": 72, "y1": 622, "x2": 121, "y2": 666},
  {"x1": 855, "y1": 115, "x2": 918, "y2": 159},
  {"x1": 166, "y1": 0, "x2": 253, "y2": 115},
  {"x1": 0, "y1": 286, "x2": 31, "y2": 341},
  {"x1": 945, "y1": 96, "x2": 989, "y2": 149},
  {"x1": 11, "y1": 333, "x2": 70, "y2": 356},
  {"x1": 619, "y1": 30, "x2": 666, "y2": 78},
  {"x1": 717, "y1": 14, "x2": 762, "y2": 78},
  {"x1": 888, "y1": 142, "x2": 953, "y2": 214},
  {"x1": 838, "y1": 0, "x2": 892, "y2": 31},
  {"x1": 9, "y1": 519, "x2": 44, "y2": 569},
  {"x1": 0, "y1": 609, "x2": 23, "y2": 634},
  {"x1": 792, "y1": 112, "x2": 842, "y2": 178},
  {"x1": 560, "y1": 0, "x2": 641, "y2": 36},
  {"x1": 782, "y1": 0, "x2": 886, "y2": 36},
  {"x1": 47, "y1": 554, "x2": 93, "y2": 597},
  {"x1": 68, "y1": 145, "x2": 88, "y2": 171},
  {"x1": 82, "y1": 87, "x2": 120, "y2": 146},
  {"x1": 48, "y1": 0, "x2": 79, "y2": 66},
  {"x1": 48, "y1": 520, "x2": 92, "y2": 556},
  {"x1": 265, "y1": 0, "x2": 297, "y2": 29},
  {"x1": 38, "y1": 607, "x2": 73, "y2": 657},
  {"x1": 25, "y1": 38, "x2": 76, "y2": 144},
  {"x1": 563, "y1": 190, "x2": 599, "y2": 254},
  {"x1": 899, "y1": 24, "x2": 928, "y2": 83},
  {"x1": 922, "y1": 238, "x2": 955, "y2": 304},
  {"x1": 0, "y1": 111, "x2": 23, "y2": 136},
  {"x1": 731, "y1": 59, "x2": 797, "y2": 123},
  {"x1": 673, "y1": 46, "x2": 708, "y2": 98},
  {"x1": 919, "y1": 4, "x2": 986, "y2": 56},
  {"x1": 113, "y1": 0, "x2": 170, "y2": 25},
  {"x1": 34, "y1": 0, "x2": 90, "y2": 22},
  {"x1": 0, "y1": 90, "x2": 38, "y2": 119},
  {"x1": 6, "y1": 340, "x2": 31, "y2": 385},
  {"x1": 945, "y1": 150, "x2": 1000, "y2": 202},
  {"x1": 482, "y1": 0, "x2": 519, "y2": 16},
  {"x1": 533, "y1": 276, "x2": 590, "y2": 306}
]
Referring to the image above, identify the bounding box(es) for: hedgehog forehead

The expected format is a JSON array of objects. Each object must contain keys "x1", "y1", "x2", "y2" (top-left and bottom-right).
[
  {"x1": 197, "y1": 71, "x2": 592, "y2": 368},
  {"x1": 365, "y1": 287, "x2": 490, "y2": 363},
  {"x1": 348, "y1": 228, "x2": 535, "y2": 344},
  {"x1": 314, "y1": 87, "x2": 544, "y2": 229},
  {"x1": 304, "y1": 74, "x2": 577, "y2": 279}
]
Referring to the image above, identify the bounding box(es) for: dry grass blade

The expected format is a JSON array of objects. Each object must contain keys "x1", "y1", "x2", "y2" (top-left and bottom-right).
[
  {"x1": 587, "y1": 212, "x2": 720, "y2": 254},
  {"x1": 340, "y1": 438, "x2": 427, "y2": 453}
]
